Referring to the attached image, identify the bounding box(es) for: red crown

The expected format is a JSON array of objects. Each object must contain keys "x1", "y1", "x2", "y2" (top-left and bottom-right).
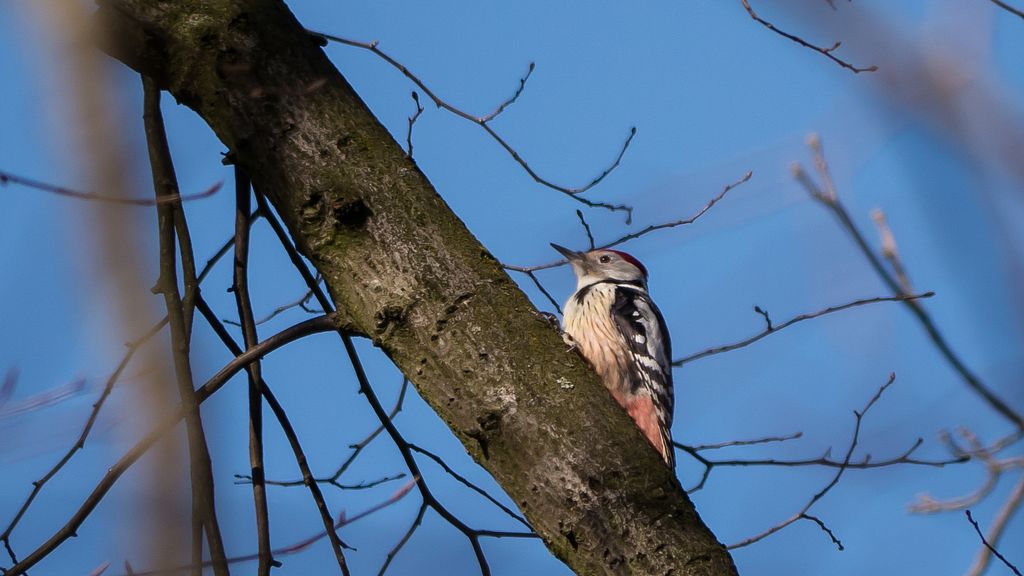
[{"x1": 607, "y1": 250, "x2": 648, "y2": 278}]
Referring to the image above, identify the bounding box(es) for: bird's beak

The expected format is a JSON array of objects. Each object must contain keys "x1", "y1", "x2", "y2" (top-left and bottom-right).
[{"x1": 550, "y1": 243, "x2": 583, "y2": 263}]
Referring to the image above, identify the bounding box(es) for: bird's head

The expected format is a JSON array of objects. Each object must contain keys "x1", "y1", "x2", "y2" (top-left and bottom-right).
[{"x1": 550, "y1": 244, "x2": 648, "y2": 290}]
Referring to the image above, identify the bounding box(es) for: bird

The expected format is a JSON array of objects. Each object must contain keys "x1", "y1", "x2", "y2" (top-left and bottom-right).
[{"x1": 551, "y1": 244, "x2": 675, "y2": 467}]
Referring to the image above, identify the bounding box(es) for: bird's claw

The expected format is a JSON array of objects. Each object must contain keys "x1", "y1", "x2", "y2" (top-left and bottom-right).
[
  {"x1": 562, "y1": 331, "x2": 578, "y2": 353},
  {"x1": 538, "y1": 311, "x2": 561, "y2": 330}
]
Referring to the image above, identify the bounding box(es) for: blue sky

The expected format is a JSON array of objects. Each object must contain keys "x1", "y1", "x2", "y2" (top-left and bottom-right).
[{"x1": 2, "y1": 1, "x2": 1023, "y2": 574}]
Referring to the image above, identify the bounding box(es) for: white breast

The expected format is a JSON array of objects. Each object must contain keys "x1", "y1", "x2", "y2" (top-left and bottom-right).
[{"x1": 563, "y1": 284, "x2": 632, "y2": 395}]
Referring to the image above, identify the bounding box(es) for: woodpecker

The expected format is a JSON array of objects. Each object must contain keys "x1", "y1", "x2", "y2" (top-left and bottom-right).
[{"x1": 551, "y1": 244, "x2": 675, "y2": 467}]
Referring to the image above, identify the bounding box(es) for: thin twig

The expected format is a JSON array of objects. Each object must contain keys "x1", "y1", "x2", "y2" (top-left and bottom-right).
[
  {"x1": 966, "y1": 502, "x2": 1023, "y2": 576},
  {"x1": 988, "y1": 0, "x2": 1024, "y2": 20},
  {"x1": 409, "y1": 444, "x2": 532, "y2": 529},
  {"x1": 479, "y1": 62, "x2": 534, "y2": 123},
  {"x1": 0, "y1": 169, "x2": 221, "y2": 206},
  {"x1": 1, "y1": 315, "x2": 340, "y2": 576},
  {"x1": 739, "y1": 0, "x2": 877, "y2": 73},
  {"x1": 727, "y1": 373, "x2": 897, "y2": 550},
  {"x1": 676, "y1": 432, "x2": 964, "y2": 493},
  {"x1": 910, "y1": 429, "x2": 1024, "y2": 514},
  {"x1": 0, "y1": 328, "x2": 159, "y2": 560},
  {"x1": 525, "y1": 271, "x2": 563, "y2": 315},
  {"x1": 672, "y1": 292, "x2": 934, "y2": 366},
  {"x1": 505, "y1": 171, "x2": 752, "y2": 274},
  {"x1": 224, "y1": 285, "x2": 322, "y2": 327},
  {"x1": 118, "y1": 480, "x2": 415, "y2": 576},
  {"x1": 752, "y1": 305, "x2": 773, "y2": 331},
  {"x1": 311, "y1": 31, "x2": 634, "y2": 218},
  {"x1": 0, "y1": 221, "x2": 244, "y2": 566},
  {"x1": 688, "y1": 431, "x2": 802, "y2": 452},
  {"x1": 795, "y1": 135, "x2": 1024, "y2": 430},
  {"x1": 250, "y1": 377, "x2": 410, "y2": 491},
  {"x1": 379, "y1": 503, "x2": 427, "y2": 575},
  {"x1": 575, "y1": 210, "x2": 595, "y2": 251},
  {"x1": 405, "y1": 91, "x2": 424, "y2": 158}
]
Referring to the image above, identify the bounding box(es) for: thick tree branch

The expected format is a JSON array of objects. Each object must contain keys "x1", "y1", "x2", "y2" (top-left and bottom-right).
[
  {"x1": 97, "y1": 2, "x2": 737, "y2": 573},
  {"x1": 253, "y1": 189, "x2": 538, "y2": 575}
]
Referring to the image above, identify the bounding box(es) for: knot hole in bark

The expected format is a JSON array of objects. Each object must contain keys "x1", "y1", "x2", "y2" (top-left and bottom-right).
[
  {"x1": 332, "y1": 197, "x2": 372, "y2": 229},
  {"x1": 468, "y1": 410, "x2": 504, "y2": 460},
  {"x1": 374, "y1": 305, "x2": 407, "y2": 338}
]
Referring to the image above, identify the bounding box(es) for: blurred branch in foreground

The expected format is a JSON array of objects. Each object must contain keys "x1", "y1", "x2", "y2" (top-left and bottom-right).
[{"x1": 793, "y1": 134, "x2": 1024, "y2": 431}]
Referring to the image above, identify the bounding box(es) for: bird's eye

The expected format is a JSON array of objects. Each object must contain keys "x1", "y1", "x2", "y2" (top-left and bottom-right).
[{"x1": 599, "y1": 255, "x2": 611, "y2": 263}]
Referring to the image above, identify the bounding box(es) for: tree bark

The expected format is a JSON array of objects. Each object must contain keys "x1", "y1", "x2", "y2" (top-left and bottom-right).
[{"x1": 97, "y1": 1, "x2": 738, "y2": 574}]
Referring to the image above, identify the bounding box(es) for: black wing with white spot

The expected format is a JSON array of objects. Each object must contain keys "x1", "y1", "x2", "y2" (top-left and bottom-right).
[{"x1": 611, "y1": 285, "x2": 674, "y2": 459}]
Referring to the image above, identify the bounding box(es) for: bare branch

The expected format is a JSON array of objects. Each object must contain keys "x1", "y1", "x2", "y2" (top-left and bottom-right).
[
  {"x1": 966, "y1": 502, "x2": 1024, "y2": 576},
  {"x1": 676, "y1": 429, "x2": 964, "y2": 493},
  {"x1": 752, "y1": 305, "x2": 773, "y2": 331},
  {"x1": 197, "y1": 296, "x2": 351, "y2": 571},
  {"x1": 0, "y1": 339, "x2": 152, "y2": 558},
  {"x1": 379, "y1": 503, "x2": 426, "y2": 575},
  {"x1": 727, "y1": 373, "x2": 897, "y2": 550},
  {"x1": 795, "y1": 135, "x2": 1024, "y2": 430},
  {"x1": 480, "y1": 62, "x2": 534, "y2": 123},
  {"x1": 2, "y1": 314, "x2": 341, "y2": 576},
  {"x1": 0, "y1": 378, "x2": 86, "y2": 419},
  {"x1": 409, "y1": 443, "x2": 532, "y2": 530},
  {"x1": 311, "y1": 31, "x2": 634, "y2": 218},
  {"x1": 143, "y1": 78, "x2": 228, "y2": 576},
  {"x1": 505, "y1": 171, "x2": 752, "y2": 274},
  {"x1": 0, "y1": 169, "x2": 221, "y2": 206},
  {"x1": 1, "y1": 219, "x2": 243, "y2": 566},
  {"x1": 988, "y1": 0, "x2": 1024, "y2": 20},
  {"x1": 688, "y1": 431, "x2": 802, "y2": 452},
  {"x1": 575, "y1": 209, "x2": 596, "y2": 251},
  {"x1": 739, "y1": 0, "x2": 877, "y2": 73},
  {"x1": 224, "y1": 284, "x2": 322, "y2": 327},
  {"x1": 525, "y1": 271, "x2": 563, "y2": 315},
  {"x1": 911, "y1": 429, "x2": 1024, "y2": 514},
  {"x1": 230, "y1": 168, "x2": 273, "y2": 575},
  {"x1": 673, "y1": 292, "x2": 934, "y2": 366},
  {"x1": 405, "y1": 91, "x2": 423, "y2": 158},
  {"x1": 118, "y1": 480, "x2": 416, "y2": 576},
  {"x1": 249, "y1": 377, "x2": 410, "y2": 491}
]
